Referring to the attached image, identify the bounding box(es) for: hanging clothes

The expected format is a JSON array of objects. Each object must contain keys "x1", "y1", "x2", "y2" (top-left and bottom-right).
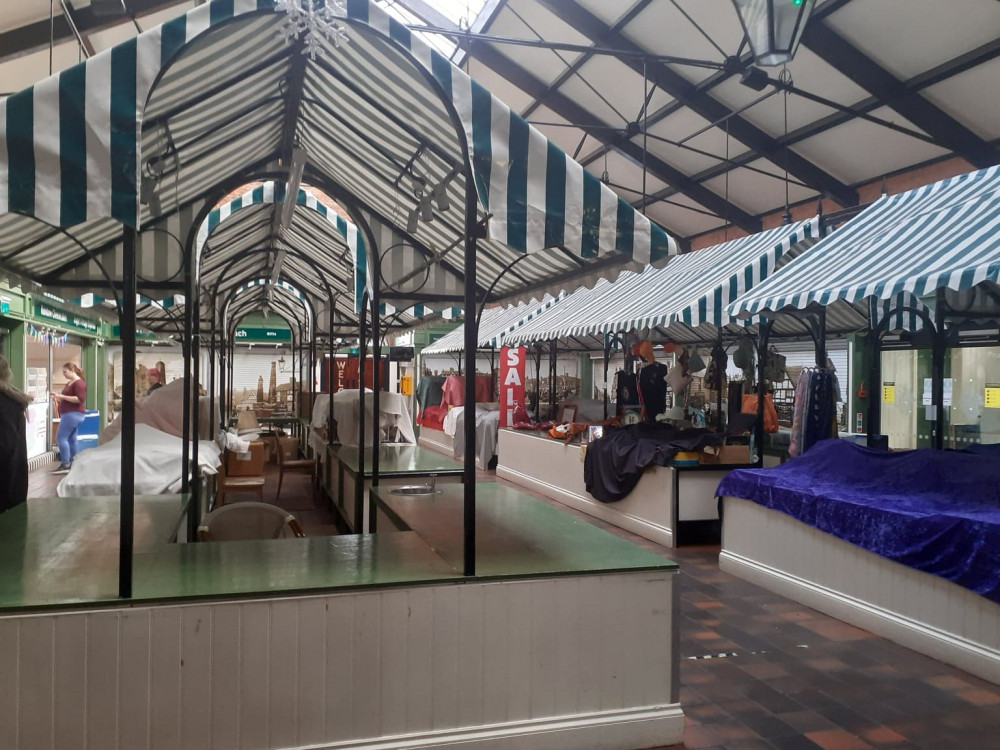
[
  {"x1": 474, "y1": 373, "x2": 493, "y2": 403},
  {"x1": 637, "y1": 362, "x2": 669, "y2": 420},
  {"x1": 415, "y1": 375, "x2": 445, "y2": 418},
  {"x1": 789, "y1": 368, "x2": 839, "y2": 458},
  {"x1": 614, "y1": 370, "x2": 640, "y2": 411},
  {"x1": 441, "y1": 374, "x2": 465, "y2": 407}
]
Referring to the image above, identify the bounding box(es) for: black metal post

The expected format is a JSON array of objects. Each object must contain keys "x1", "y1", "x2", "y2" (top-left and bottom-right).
[
  {"x1": 534, "y1": 343, "x2": 543, "y2": 419},
  {"x1": 548, "y1": 339, "x2": 557, "y2": 418},
  {"x1": 867, "y1": 330, "x2": 882, "y2": 441},
  {"x1": 462, "y1": 218, "x2": 479, "y2": 578},
  {"x1": 815, "y1": 308, "x2": 828, "y2": 367},
  {"x1": 603, "y1": 333, "x2": 614, "y2": 420},
  {"x1": 181, "y1": 263, "x2": 193, "y2": 495},
  {"x1": 715, "y1": 333, "x2": 724, "y2": 430},
  {"x1": 755, "y1": 321, "x2": 773, "y2": 467},
  {"x1": 369, "y1": 293, "x2": 380, "y2": 534},
  {"x1": 189, "y1": 288, "x2": 201, "y2": 540},
  {"x1": 119, "y1": 226, "x2": 137, "y2": 599},
  {"x1": 932, "y1": 290, "x2": 946, "y2": 450},
  {"x1": 356, "y1": 291, "x2": 369, "y2": 533}
]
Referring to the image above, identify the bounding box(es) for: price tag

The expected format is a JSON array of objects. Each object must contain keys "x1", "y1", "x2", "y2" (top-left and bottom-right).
[
  {"x1": 986, "y1": 384, "x2": 1000, "y2": 409},
  {"x1": 882, "y1": 383, "x2": 895, "y2": 404}
]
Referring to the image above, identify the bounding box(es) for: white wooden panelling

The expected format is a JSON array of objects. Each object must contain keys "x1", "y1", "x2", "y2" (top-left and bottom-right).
[
  {"x1": 416, "y1": 428, "x2": 453, "y2": 457},
  {"x1": 721, "y1": 497, "x2": 1000, "y2": 686},
  {"x1": 0, "y1": 573, "x2": 680, "y2": 750},
  {"x1": 497, "y1": 429, "x2": 727, "y2": 547}
]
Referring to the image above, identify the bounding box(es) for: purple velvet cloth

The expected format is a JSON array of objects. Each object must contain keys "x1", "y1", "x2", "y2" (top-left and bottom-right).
[{"x1": 717, "y1": 439, "x2": 1000, "y2": 602}]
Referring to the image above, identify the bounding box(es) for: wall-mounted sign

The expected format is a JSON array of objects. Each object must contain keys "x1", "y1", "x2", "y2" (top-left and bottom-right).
[
  {"x1": 234, "y1": 326, "x2": 291, "y2": 341},
  {"x1": 389, "y1": 346, "x2": 414, "y2": 362},
  {"x1": 882, "y1": 383, "x2": 895, "y2": 404},
  {"x1": 34, "y1": 302, "x2": 98, "y2": 333},
  {"x1": 986, "y1": 384, "x2": 1000, "y2": 409},
  {"x1": 0, "y1": 296, "x2": 10, "y2": 315}
]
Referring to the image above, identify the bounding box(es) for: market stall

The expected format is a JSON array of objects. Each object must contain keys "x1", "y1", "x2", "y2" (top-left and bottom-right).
[
  {"x1": 721, "y1": 165, "x2": 1000, "y2": 684},
  {"x1": 497, "y1": 217, "x2": 846, "y2": 546},
  {"x1": 0, "y1": 1, "x2": 684, "y2": 747}
]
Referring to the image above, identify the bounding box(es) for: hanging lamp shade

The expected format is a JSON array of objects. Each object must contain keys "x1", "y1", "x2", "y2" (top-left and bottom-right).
[{"x1": 731, "y1": 0, "x2": 816, "y2": 67}]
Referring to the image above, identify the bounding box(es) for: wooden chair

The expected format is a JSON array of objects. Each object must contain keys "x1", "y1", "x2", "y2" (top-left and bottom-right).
[
  {"x1": 215, "y1": 466, "x2": 266, "y2": 506},
  {"x1": 275, "y1": 437, "x2": 318, "y2": 499},
  {"x1": 216, "y1": 441, "x2": 266, "y2": 506},
  {"x1": 197, "y1": 502, "x2": 305, "y2": 541}
]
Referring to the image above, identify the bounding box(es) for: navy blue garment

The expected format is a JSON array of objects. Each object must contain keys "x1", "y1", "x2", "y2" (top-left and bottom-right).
[
  {"x1": 717, "y1": 439, "x2": 1000, "y2": 602},
  {"x1": 0, "y1": 391, "x2": 28, "y2": 513},
  {"x1": 585, "y1": 423, "x2": 723, "y2": 503}
]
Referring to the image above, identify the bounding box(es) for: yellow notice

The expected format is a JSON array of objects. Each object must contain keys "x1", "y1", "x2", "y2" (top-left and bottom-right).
[
  {"x1": 882, "y1": 383, "x2": 895, "y2": 404},
  {"x1": 985, "y1": 384, "x2": 1000, "y2": 409}
]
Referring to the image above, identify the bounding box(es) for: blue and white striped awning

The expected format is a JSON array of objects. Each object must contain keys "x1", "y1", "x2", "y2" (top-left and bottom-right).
[
  {"x1": 0, "y1": 0, "x2": 676, "y2": 291},
  {"x1": 728, "y1": 167, "x2": 1000, "y2": 321},
  {"x1": 503, "y1": 217, "x2": 824, "y2": 344},
  {"x1": 422, "y1": 294, "x2": 563, "y2": 354}
]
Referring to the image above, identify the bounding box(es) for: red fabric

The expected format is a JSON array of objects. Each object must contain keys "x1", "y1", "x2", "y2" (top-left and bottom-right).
[
  {"x1": 59, "y1": 379, "x2": 86, "y2": 416},
  {"x1": 440, "y1": 375, "x2": 465, "y2": 407},
  {"x1": 474, "y1": 374, "x2": 493, "y2": 403},
  {"x1": 419, "y1": 403, "x2": 448, "y2": 431}
]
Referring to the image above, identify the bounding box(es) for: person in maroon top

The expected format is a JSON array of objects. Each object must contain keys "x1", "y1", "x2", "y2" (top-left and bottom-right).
[{"x1": 51, "y1": 362, "x2": 87, "y2": 473}]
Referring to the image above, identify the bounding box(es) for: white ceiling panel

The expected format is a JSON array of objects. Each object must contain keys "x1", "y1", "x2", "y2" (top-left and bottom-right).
[
  {"x1": 523, "y1": 105, "x2": 589, "y2": 157},
  {"x1": 592, "y1": 150, "x2": 671, "y2": 197},
  {"x1": 622, "y1": 1, "x2": 735, "y2": 86},
  {"x1": 466, "y1": 57, "x2": 537, "y2": 114},
  {"x1": 793, "y1": 107, "x2": 949, "y2": 185},
  {"x1": 921, "y1": 57, "x2": 1000, "y2": 142},
  {"x1": 569, "y1": 54, "x2": 674, "y2": 124},
  {"x1": 572, "y1": 0, "x2": 628, "y2": 27},
  {"x1": 0, "y1": 42, "x2": 81, "y2": 93},
  {"x1": 644, "y1": 108, "x2": 752, "y2": 177},
  {"x1": 823, "y1": 0, "x2": 1000, "y2": 80},
  {"x1": 642, "y1": 194, "x2": 724, "y2": 238},
  {"x1": 702, "y1": 158, "x2": 819, "y2": 216}
]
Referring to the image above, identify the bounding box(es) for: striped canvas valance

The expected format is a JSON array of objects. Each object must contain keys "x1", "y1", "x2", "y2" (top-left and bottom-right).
[
  {"x1": 503, "y1": 217, "x2": 823, "y2": 344},
  {"x1": 0, "y1": 0, "x2": 675, "y2": 268},
  {"x1": 422, "y1": 294, "x2": 563, "y2": 354},
  {"x1": 728, "y1": 166, "x2": 1000, "y2": 319}
]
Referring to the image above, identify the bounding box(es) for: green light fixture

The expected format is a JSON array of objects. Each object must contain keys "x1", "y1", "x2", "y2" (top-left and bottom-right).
[{"x1": 731, "y1": 0, "x2": 816, "y2": 67}]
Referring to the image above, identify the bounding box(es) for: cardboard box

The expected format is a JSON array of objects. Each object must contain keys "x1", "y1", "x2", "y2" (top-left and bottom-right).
[
  {"x1": 699, "y1": 444, "x2": 752, "y2": 465},
  {"x1": 225, "y1": 440, "x2": 264, "y2": 476}
]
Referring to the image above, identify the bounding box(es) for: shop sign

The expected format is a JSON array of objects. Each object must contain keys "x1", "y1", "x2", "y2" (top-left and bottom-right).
[
  {"x1": 986, "y1": 384, "x2": 1000, "y2": 409},
  {"x1": 499, "y1": 346, "x2": 526, "y2": 428},
  {"x1": 34, "y1": 302, "x2": 98, "y2": 333},
  {"x1": 882, "y1": 382, "x2": 895, "y2": 404},
  {"x1": 235, "y1": 326, "x2": 291, "y2": 341},
  {"x1": 0, "y1": 296, "x2": 10, "y2": 314}
]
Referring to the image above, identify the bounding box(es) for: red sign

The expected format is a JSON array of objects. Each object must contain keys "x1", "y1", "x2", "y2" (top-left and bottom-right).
[{"x1": 500, "y1": 346, "x2": 526, "y2": 427}]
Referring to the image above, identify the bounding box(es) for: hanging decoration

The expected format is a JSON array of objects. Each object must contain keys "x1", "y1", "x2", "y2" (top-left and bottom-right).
[
  {"x1": 274, "y1": 0, "x2": 349, "y2": 58},
  {"x1": 28, "y1": 324, "x2": 68, "y2": 347}
]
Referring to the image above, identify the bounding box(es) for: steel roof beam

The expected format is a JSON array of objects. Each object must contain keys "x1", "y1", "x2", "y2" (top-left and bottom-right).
[
  {"x1": 801, "y1": 21, "x2": 1000, "y2": 168},
  {"x1": 0, "y1": 0, "x2": 188, "y2": 63},
  {"x1": 537, "y1": 0, "x2": 858, "y2": 209},
  {"x1": 467, "y1": 41, "x2": 761, "y2": 233}
]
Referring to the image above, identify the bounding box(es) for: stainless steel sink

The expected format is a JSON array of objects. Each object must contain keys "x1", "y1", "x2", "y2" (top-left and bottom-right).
[{"x1": 388, "y1": 485, "x2": 442, "y2": 496}]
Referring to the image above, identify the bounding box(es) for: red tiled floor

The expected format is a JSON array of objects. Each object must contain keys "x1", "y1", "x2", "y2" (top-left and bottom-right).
[{"x1": 804, "y1": 729, "x2": 874, "y2": 749}]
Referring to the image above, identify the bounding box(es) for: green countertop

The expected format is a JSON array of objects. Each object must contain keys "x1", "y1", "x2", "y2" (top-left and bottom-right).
[
  {"x1": 331, "y1": 443, "x2": 465, "y2": 477},
  {"x1": 0, "y1": 485, "x2": 675, "y2": 613},
  {"x1": 373, "y1": 483, "x2": 678, "y2": 578}
]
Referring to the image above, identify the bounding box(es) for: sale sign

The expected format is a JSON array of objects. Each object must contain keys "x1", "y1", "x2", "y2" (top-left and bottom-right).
[{"x1": 499, "y1": 346, "x2": 526, "y2": 427}]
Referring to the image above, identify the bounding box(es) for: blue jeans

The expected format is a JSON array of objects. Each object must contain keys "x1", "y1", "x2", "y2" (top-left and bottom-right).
[{"x1": 57, "y1": 411, "x2": 86, "y2": 463}]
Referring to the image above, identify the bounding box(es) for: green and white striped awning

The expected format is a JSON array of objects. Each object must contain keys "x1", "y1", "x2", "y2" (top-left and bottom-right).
[
  {"x1": 728, "y1": 167, "x2": 1000, "y2": 322},
  {"x1": 422, "y1": 294, "x2": 563, "y2": 354},
  {"x1": 0, "y1": 0, "x2": 676, "y2": 301},
  {"x1": 503, "y1": 217, "x2": 824, "y2": 345}
]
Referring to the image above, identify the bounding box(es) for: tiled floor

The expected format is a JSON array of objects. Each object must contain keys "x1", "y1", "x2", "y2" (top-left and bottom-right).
[{"x1": 27, "y1": 459, "x2": 1000, "y2": 749}]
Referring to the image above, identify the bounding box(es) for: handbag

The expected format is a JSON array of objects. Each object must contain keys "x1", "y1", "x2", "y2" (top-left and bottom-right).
[
  {"x1": 763, "y1": 346, "x2": 787, "y2": 383},
  {"x1": 741, "y1": 393, "x2": 779, "y2": 433}
]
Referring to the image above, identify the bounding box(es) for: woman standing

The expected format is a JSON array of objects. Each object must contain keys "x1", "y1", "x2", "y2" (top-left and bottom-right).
[
  {"x1": 0, "y1": 355, "x2": 30, "y2": 512},
  {"x1": 51, "y1": 363, "x2": 87, "y2": 473}
]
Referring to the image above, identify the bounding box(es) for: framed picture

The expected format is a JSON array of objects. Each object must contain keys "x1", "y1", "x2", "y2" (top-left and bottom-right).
[
  {"x1": 559, "y1": 404, "x2": 578, "y2": 423},
  {"x1": 587, "y1": 425, "x2": 604, "y2": 443}
]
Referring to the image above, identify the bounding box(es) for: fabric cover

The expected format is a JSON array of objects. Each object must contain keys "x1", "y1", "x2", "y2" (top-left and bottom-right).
[
  {"x1": 716, "y1": 439, "x2": 1000, "y2": 602},
  {"x1": 584, "y1": 423, "x2": 724, "y2": 503},
  {"x1": 100, "y1": 378, "x2": 217, "y2": 442},
  {"x1": 442, "y1": 405, "x2": 463, "y2": 437},
  {"x1": 310, "y1": 391, "x2": 417, "y2": 448},
  {"x1": 58, "y1": 423, "x2": 220, "y2": 497},
  {"x1": 453, "y1": 403, "x2": 500, "y2": 467}
]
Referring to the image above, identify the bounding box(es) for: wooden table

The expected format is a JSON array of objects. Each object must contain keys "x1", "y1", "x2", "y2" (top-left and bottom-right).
[{"x1": 326, "y1": 443, "x2": 464, "y2": 533}]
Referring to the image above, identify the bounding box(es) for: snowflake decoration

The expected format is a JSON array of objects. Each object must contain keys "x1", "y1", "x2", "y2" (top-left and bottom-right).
[{"x1": 274, "y1": 0, "x2": 349, "y2": 59}]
